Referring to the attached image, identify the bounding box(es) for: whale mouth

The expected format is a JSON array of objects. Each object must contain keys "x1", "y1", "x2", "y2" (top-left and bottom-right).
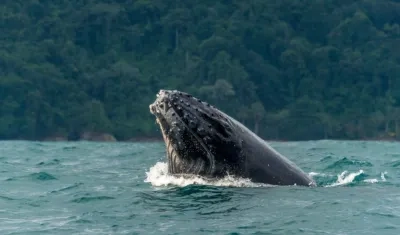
[{"x1": 150, "y1": 90, "x2": 221, "y2": 175}]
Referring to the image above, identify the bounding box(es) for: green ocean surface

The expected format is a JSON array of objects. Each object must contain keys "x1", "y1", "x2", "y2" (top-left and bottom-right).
[{"x1": 0, "y1": 140, "x2": 398, "y2": 234}]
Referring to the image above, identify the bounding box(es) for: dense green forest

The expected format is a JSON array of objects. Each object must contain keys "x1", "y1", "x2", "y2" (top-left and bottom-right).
[{"x1": 2, "y1": 0, "x2": 400, "y2": 141}]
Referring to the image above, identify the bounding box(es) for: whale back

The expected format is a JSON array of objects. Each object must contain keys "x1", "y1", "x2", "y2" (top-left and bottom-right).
[{"x1": 224, "y1": 112, "x2": 315, "y2": 186}]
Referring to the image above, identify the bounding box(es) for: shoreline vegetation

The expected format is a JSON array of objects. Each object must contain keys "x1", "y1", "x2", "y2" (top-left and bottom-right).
[{"x1": 2, "y1": 1, "x2": 400, "y2": 141}]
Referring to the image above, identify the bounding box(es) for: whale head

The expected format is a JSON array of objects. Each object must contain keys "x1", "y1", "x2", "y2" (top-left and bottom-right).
[{"x1": 149, "y1": 89, "x2": 243, "y2": 177}]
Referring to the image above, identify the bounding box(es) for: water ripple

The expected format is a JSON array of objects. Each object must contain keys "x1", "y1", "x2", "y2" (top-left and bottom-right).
[
  {"x1": 324, "y1": 157, "x2": 373, "y2": 170},
  {"x1": 71, "y1": 196, "x2": 115, "y2": 203},
  {"x1": 0, "y1": 141, "x2": 399, "y2": 235},
  {"x1": 30, "y1": 172, "x2": 58, "y2": 181}
]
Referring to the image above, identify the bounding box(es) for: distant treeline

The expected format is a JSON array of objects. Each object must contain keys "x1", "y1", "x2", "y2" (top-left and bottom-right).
[{"x1": 1, "y1": 0, "x2": 400, "y2": 141}]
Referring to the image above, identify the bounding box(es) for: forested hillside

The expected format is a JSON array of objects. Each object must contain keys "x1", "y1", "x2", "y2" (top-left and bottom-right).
[{"x1": 1, "y1": 0, "x2": 400, "y2": 141}]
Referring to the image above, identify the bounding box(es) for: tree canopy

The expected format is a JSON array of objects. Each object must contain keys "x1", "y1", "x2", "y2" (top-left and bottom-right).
[{"x1": 1, "y1": 0, "x2": 400, "y2": 141}]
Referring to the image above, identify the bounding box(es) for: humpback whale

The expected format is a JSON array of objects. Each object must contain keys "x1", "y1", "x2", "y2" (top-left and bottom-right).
[{"x1": 149, "y1": 90, "x2": 316, "y2": 186}]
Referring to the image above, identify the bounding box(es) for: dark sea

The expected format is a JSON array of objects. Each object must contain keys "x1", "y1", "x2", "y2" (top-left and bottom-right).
[{"x1": 0, "y1": 140, "x2": 398, "y2": 235}]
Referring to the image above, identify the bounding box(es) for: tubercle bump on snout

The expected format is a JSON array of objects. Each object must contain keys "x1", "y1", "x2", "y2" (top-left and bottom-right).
[{"x1": 156, "y1": 89, "x2": 210, "y2": 106}]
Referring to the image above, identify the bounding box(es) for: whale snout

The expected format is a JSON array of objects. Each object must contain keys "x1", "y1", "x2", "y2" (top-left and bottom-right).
[
  {"x1": 150, "y1": 90, "x2": 175, "y2": 115},
  {"x1": 150, "y1": 89, "x2": 232, "y2": 140},
  {"x1": 150, "y1": 89, "x2": 229, "y2": 135}
]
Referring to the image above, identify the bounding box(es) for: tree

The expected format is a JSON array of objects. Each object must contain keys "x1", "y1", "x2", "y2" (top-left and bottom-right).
[{"x1": 2, "y1": 0, "x2": 400, "y2": 141}]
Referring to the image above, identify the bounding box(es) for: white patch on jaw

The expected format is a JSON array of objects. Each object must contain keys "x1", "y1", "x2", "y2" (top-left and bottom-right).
[
  {"x1": 155, "y1": 112, "x2": 213, "y2": 175},
  {"x1": 157, "y1": 119, "x2": 167, "y2": 143},
  {"x1": 167, "y1": 137, "x2": 181, "y2": 165},
  {"x1": 173, "y1": 152, "x2": 182, "y2": 167},
  {"x1": 161, "y1": 126, "x2": 182, "y2": 174},
  {"x1": 192, "y1": 157, "x2": 205, "y2": 174}
]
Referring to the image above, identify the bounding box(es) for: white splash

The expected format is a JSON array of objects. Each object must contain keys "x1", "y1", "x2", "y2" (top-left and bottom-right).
[
  {"x1": 364, "y1": 171, "x2": 388, "y2": 184},
  {"x1": 309, "y1": 172, "x2": 330, "y2": 177},
  {"x1": 326, "y1": 170, "x2": 364, "y2": 187},
  {"x1": 144, "y1": 162, "x2": 271, "y2": 188},
  {"x1": 310, "y1": 170, "x2": 388, "y2": 187},
  {"x1": 381, "y1": 171, "x2": 388, "y2": 181},
  {"x1": 363, "y1": 178, "x2": 378, "y2": 183},
  {"x1": 145, "y1": 163, "x2": 388, "y2": 188}
]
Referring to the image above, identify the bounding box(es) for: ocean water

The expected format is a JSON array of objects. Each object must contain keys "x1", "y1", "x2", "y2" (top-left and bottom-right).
[{"x1": 0, "y1": 140, "x2": 398, "y2": 235}]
